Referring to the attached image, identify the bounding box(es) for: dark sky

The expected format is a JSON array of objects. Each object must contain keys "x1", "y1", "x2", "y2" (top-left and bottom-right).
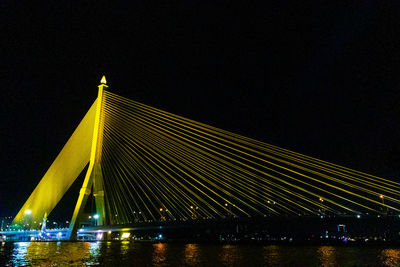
[{"x1": 1, "y1": 1, "x2": 400, "y2": 217}]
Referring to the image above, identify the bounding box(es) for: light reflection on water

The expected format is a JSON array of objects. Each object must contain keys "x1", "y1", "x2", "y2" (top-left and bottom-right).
[
  {"x1": 152, "y1": 243, "x2": 167, "y2": 266},
  {"x1": 219, "y1": 244, "x2": 242, "y2": 266},
  {"x1": 7, "y1": 242, "x2": 92, "y2": 266},
  {"x1": 263, "y1": 245, "x2": 280, "y2": 265},
  {"x1": 184, "y1": 243, "x2": 200, "y2": 265},
  {"x1": 381, "y1": 248, "x2": 400, "y2": 267},
  {"x1": 120, "y1": 240, "x2": 130, "y2": 255},
  {"x1": 11, "y1": 242, "x2": 29, "y2": 266},
  {"x1": 318, "y1": 246, "x2": 336, "y2": 267},
  {"x1": 2, "y1": 242, "x2": 400, "y2": 266}
]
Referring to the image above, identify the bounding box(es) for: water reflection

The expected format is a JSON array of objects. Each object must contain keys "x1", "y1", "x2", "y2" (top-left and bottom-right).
[
  {"x1": 2, "y1": 242, "x2": 400, "y2": 266},
  {"x1": 263, "y1": 245, "x2": 280, "y2": 265},
  {"x1": 318, "y1": 246, "x2": 336, "y2": 267},
  {"x1": 152, "y1": 243, "x2": 167, "y2": 266},
  {"x1": 219, "y1": 244, "x2": 241, "y2": 266},
  {"x1": 87, "y1": 241, "x2": 101, "y2": 265},
  {"x1": 381, "y1": 248, "x2": 400, "y2": 267},
  {"x1": 89, "y1": 241, "x2": 101, "y2": 256},
  {"x1": 11, "y1": 242, "x2": 29, "y2": 266},
  {"x1": 9, "y1": 242, "x2": 93, "y2": 266},
  {"x1": 184, "y1": 243, "x2": 200, "y2": 266},
  {"x1": 120, "y1": 240, "x2": 130, "y2": 255}
]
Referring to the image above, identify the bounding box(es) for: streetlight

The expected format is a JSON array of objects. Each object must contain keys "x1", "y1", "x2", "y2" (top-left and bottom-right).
[
  {"x1": 379, "y1": 195, "x2": 387, "y2": 215},
  {"x1": 24, "y1": 210, "x2": 32, "y2": 215},
  {"x1": 23, "y1": 210, "x2": 32, "y2": 230},
  {"x1": 319, "y1": 197, "x2": 325, "y2": 216},
  {"x1": 93, "y1": 214, "x2": 99, "y2": 226}
]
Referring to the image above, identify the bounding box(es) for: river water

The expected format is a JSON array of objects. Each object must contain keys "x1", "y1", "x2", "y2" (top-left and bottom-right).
[{"x1": 1, "y1": 241, "x2": 400, "y2": 266}]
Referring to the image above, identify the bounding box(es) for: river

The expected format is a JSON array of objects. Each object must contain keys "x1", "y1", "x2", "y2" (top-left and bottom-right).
[{"x1": 1, "y1": 241, "x2": 400, "y2": 266}]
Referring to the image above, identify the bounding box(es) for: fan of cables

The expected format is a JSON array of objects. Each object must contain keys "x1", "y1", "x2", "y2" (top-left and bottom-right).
[{"x1": 98, "y1": 91, "x2": 400, "y2": 225}]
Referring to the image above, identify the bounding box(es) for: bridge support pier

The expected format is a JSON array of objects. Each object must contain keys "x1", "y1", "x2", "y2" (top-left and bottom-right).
[
  {"x1": 68, "y1": 182, "x2": 92, "y2": 240},
  {"x1": 93, "y1": 165, "x2": 106, "y2": 226}
]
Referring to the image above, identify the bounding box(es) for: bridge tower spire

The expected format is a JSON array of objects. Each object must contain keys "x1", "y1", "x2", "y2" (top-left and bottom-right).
[{"x1": 68, "y1": 76, "x2": 107, "y2": 239}]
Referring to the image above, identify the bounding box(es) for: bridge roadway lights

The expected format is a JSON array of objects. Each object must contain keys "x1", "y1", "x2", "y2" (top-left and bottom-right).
[
  {"x1": 0, "y1": 228, "x2": 71, "y2": 241},
  {"x1": 0, "y1": 228, "x2": 105, "y2": 241}
]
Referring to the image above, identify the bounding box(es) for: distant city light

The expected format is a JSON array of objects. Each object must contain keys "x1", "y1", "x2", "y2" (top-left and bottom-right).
[
  {"x1": 158, "y1": 234, "x2": 163, "y2": 239},
  {"x1": 93, "y1": 214, "x2": 99, "y2": 219},
  {"x1": 357, "y1": 214, "x2": 361, "y2": 219}
]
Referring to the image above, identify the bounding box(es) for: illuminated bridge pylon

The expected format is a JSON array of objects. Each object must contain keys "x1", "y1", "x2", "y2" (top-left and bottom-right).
[
  {"x1": 13, "y1": 76, "x2": 109, "y2": 239},
  {"x1": 13, "y1": 77, "x2": 400, "y2": 240}
]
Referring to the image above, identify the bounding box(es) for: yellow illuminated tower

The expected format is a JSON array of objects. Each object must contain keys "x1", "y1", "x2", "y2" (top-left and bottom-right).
[{"x1": 68, "y1": 76, "x2": 107, "y2": 239}]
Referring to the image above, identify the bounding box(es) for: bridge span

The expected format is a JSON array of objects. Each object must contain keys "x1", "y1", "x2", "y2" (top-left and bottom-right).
[{"x1": 9, "y1": 77, "x2": 400, "y2": 240}]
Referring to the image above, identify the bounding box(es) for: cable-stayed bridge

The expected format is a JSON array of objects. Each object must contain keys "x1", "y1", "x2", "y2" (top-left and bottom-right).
[{"x1": 3, "y1": 77, "x2": 400, "y2": 241}]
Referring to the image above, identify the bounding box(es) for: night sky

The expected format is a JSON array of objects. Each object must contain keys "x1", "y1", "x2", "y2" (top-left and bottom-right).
[{"x1": 1, "y1": 1, "x2": 400, "y2": 218}]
